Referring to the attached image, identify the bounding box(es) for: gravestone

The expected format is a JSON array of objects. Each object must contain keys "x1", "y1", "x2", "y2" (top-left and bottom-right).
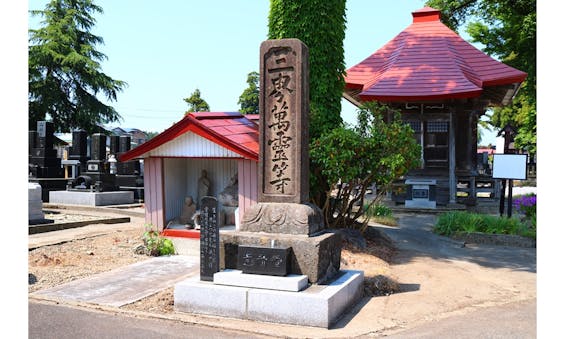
[
  {"x1": 222, "y1": 39, "x2": 341, "y2": 284},
  {"x1": 28, "y1": 121, "x2": 67, "y2": 202},
  {"x1": 28, "y1": 121, "x2": 63, "y2": 179},
  {"x1": 114, "y1": 135, "x2": 143, "y2": 201},
  {"x1": 200, "y1": 196, "x2": 220, "y2": 281},
  {"x1": 68, "y1": 130, "x2": 89, "y2": 174},
  {"x1": 67, "y1": 133, "x2": 118, "y2": 192}
]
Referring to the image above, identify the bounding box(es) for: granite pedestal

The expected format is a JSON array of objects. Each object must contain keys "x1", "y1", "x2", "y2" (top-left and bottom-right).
[
  {"x1": 174, "y1": 269, "x2": 363, "y2": 328},
  {"x1": 49, "y1": 190, "x2": 134, "y2": 206}
]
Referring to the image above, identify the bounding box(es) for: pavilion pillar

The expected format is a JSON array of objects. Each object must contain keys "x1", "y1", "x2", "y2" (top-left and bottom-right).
[{"x1": 449, "y1": 112, "x2": 456, "y2": 204}]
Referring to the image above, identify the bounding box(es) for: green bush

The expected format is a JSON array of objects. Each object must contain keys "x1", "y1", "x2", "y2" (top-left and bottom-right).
[
  {"x1": 142, "y1": 224, "x2": 176, "y2": 256},
  {"x1": 433, "y1": 211, "x2": 535, "y2": 239}
]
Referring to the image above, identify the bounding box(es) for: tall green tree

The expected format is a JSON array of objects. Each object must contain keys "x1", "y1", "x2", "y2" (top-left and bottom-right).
[
  {"x1": 268, "y1": 0, "x2": 346, "y2": 140},
  {"x1": 425, "y1": 0, "x2": 536, "y2": 154},
  {"x1": 29, "y1": 0, "x2": 126, "y2": 134},
  {"x1": 183, "y1": 88, "x2": 210, "y2": 113},
  {"x1": 238, "y1": 71, "x2": 259, "y2": 115}
]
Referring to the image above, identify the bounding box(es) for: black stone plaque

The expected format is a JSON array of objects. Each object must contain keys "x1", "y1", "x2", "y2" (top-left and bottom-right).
[
  {"x1": 200, "y1": 196, "x2": 220, "y2": 281},
  {"x1": 412, "y1": 188, "x2": 429, "y2": 199},
  {"x1": 237, "y1": 245, "x2": 290, "y2": 276}
]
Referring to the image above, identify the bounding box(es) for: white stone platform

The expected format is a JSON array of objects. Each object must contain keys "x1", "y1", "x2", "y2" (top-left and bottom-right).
[
  {"x1": 49, "y1": 190, "x2": 134, "y2": 206},
  {"x1": 213, "y1": 269, "x2": 308, "y2": 292},
  {"x1": 174, "y1": 270, "x2": 364, "y2": 328}
]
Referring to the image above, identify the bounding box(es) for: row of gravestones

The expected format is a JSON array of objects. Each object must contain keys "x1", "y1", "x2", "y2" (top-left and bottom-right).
[{"x1": 28, "y1": 121, "x2": 143, "y2": 199}]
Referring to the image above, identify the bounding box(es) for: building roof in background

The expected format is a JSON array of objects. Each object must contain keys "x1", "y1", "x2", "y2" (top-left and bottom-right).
[
  {"x1": 343, "y1": 7, "x2": 527, "y2": 106},
  {"x1": 118, "y1": 112, "x2": 259, "y2": 162}
]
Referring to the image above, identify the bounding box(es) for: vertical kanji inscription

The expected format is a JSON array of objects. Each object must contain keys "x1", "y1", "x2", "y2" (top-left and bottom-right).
[{"x1": 259, "y1": 39, "x2": 309, "y2": 204}]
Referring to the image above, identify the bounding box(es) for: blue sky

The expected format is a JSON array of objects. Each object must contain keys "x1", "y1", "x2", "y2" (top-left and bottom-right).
[{"x1": 27, "y1": 0, "x2": 502, "y2": 144}]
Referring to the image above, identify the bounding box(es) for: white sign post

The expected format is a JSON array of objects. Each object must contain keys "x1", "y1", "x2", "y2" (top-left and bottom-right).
[{"x1": 492, "y1": 154, "x2": 528, "y2": 217}]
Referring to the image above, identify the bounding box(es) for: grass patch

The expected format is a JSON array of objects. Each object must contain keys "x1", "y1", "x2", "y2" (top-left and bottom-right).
[
  {"x1": 365, "y1": 203, "x2": 397, "y2": 226},
  {"x1": 433, "y1": 211, "x2": 535, "y2": 239}
]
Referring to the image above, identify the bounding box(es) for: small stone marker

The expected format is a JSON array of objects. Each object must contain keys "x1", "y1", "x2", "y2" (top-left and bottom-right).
[
  {"x1": 237, "y1": 245, "x2": 290, "y2": 276},
  {"x1": 200, "y1": 196, "x2": 220, "y2": 281}
]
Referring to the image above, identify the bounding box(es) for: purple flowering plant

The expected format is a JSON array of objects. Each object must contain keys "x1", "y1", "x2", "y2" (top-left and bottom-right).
[{"x1": 513, "y1": 194, "x2": 537, "y2": 220}]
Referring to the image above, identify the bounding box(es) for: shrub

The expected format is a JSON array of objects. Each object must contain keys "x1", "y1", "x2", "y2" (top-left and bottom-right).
[
  {"x1": 513, "y1": 194, "x2": 537, "y2": 228},
  {"x1": 433, "y1": 211, "x2": 535, "y2": 239},
  {"x1": 142, "y1": 224, "x2": 176, "y2": 256}
]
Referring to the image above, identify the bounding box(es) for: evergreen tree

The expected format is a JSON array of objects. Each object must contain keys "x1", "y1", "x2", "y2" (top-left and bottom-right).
[
  {"x1": 29, "y1": 0, "x2": 126, "y2": 134},
  {"x1": 238, "y1": 71, "x2": 259, "y2": 115},
  {"x1": 183, "y1": 88, "x2": 210, "y2": 112}
]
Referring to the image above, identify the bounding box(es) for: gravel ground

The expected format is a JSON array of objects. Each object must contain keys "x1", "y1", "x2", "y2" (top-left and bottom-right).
[{"x1": 29, "y1": 207, "x2": 396, "y2": 315}]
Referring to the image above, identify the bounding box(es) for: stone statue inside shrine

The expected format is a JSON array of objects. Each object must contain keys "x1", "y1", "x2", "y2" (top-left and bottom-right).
[
  {"x1": 167, "y1": 196, "x2": 197, "y2": 229},
  {"x1": 198, "y1": 169, "x2": 211, "y2": 207},
  {"x1": 219, "y1": 172, "x2": 238, "y2": 225},
  {"x1": 218, "y1": 173, "x2": 238, "y2": 207}
]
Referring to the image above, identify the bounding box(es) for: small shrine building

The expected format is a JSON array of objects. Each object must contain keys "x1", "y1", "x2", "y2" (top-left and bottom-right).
[
  {"x1": 119, "y1": 112, "x2": 259, "y2": 235},
  {"x1": 343, "y1": 7, "x2": 527, "y2": 205}
]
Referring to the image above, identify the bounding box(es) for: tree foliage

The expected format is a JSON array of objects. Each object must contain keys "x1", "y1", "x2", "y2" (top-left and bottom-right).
[
  {"x1": 238, "y1": 71, "x2": 259, "y2": 115},
  {"x1": 183, "y1": 88, "x2": 210, "y2": 113},
  {"x1": 310, "y1": 103, "x2": 421, "y2": 230},
  {"x1": 425, "y1": 0, "x2": 536, "y2": 153},
  {"x1": 268, "y1": 0, "x2": 346, "y2": 140},
  {"x1": 29, "y1": 0, "x2": 127, "y2": 134}
]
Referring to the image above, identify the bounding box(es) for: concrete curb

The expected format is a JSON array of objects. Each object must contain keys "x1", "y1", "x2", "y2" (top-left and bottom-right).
[
  {"x1": 43, "y1": 203, "x2": 145, "y2": 218},
  {"x1": 452, "y1": 232, "x2": 536, "y2": 248},
  {"x1": 29, "y1": 217, "x2": 131, "y2": 235}
]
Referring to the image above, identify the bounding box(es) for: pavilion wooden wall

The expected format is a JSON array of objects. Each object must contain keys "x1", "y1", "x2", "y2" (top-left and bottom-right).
[
  {"x1": 238, "y1": 159, "x2": 258, "y2": 225},
  {"x1": 143, "y1": 157, "x2": 165, "y2": 231}
]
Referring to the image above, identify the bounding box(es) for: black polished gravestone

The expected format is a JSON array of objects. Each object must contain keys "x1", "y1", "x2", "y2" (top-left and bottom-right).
[
  {"x1": 67, "y1": 130, "x2": 90, "y2": 175},
  {"x1": 28, "y1": 121, "x2": 63, "y2": 178},
  {"x1": 112, "y1": 135, "x2": 143, "y2": 201},
  {"x1": 200, "y1": 196, "x2": 220, "y2": 281},
  {"x1": 28, "y1": 121, "x2": 67, "y2": 202}
]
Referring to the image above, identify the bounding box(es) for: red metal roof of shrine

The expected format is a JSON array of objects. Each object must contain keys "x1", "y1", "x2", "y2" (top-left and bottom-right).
[
  {"x1": 119, "y1": 112, "x2": 259, "y2": 162},
  {"x1": 343, "y1": 7, "x2": 527, "y2": 105}
]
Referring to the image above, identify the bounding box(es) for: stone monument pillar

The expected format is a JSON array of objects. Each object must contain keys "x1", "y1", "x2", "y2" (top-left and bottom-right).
[
  {"x1": 221, "y1": 39, "x2": 341, "y2": 284},
  {"x1": 175, "y1": 39, "x2": 362, "y2": 329}
]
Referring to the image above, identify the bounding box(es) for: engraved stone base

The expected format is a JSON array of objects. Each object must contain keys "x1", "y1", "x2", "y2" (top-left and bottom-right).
[
  {"x1": 220, "y1": 231, "x2": 341, "y2": 284},
  {"x1": 240, "y1": 202, "x2": 324, "y2": 235}
]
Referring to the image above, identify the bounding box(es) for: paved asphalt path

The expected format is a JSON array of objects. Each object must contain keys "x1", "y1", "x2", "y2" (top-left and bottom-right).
[
  {"x1": 378, "y1": 299, "x2": 537, "y2": 338},
  {"x1": 29, "y1": 301, "x2": 270, "y2": 339}
]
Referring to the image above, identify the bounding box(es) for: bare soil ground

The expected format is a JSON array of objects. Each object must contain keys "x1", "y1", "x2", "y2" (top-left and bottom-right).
[{"x1": 29, "y1": 212, "x2": 398, "y2": 315}]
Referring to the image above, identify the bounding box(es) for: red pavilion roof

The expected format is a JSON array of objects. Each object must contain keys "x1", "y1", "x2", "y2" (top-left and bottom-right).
[
  {"x1": 119, "y1": 112, "x2": 258, "y2": 162},
  {"x1": 344, "y1": 7, "x2": 527, "y2": 105}
]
